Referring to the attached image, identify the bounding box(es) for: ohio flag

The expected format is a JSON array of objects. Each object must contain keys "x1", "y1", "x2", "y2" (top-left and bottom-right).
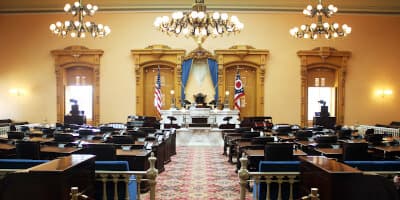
[{"x1": 234, "y1": 71, "x2": 245, "y2": 110}]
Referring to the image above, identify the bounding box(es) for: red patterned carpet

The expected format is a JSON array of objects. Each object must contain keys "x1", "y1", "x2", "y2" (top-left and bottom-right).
[{"x1": 146, "y1": 146, "x2": 252, "y2": 200}]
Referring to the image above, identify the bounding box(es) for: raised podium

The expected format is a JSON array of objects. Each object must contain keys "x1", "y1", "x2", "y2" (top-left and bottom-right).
[{"x1": 160, "y1": 108, "x2": 239, "y2": 128}]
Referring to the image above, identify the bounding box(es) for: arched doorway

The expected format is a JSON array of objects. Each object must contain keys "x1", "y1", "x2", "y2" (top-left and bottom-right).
[
  {"x1": 52, "y1": 45, "x2": 103, "y2": 125},
  {"x1": 224, "y1": 65, "x2": 257, "y2": 118},
  {"x1": 298, "y1": 47, "x2": 351, "y2": 127},
  {"x1": 215, "y1": 45, "x2": 269, "y2": 119},
  {"x1": 131, "y1": 45, "x2": 185, "y2": 117}
]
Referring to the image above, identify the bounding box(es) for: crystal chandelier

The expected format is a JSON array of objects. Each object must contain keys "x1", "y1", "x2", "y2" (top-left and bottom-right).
[
  {"x1": 49, "y1": 0, "x2": 110, "y2": 38},
  {"x1": 290, "y1": 0, "x2": 351, "y2": 40},
  {"x1": 154, "y1": 0, "x2": 244, "y2": 46}
]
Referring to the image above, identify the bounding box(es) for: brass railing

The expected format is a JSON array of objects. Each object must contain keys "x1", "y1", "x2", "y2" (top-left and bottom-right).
[
  {"x1": 238, "y1": 154, "x2": 300, "y2": 200},
  {"x1": 95, "y1": 153, "x2": 158, "y2": 200},
  {"x1": 357, "y1": 125, "x2": 400, "y2": 137}
]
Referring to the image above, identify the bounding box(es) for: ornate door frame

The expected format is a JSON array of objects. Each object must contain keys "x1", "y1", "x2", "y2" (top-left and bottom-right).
[
  {"x1": 215, "y1": 45, "x2": 269, "y2": 116},
  {"x1": 298, "y1": 47, "x2": 351, "y2": 127},
  {"x1": 51, "y1": 45, "x2": 103, "y2": 125},
  {"x1": 131, "y1": 45, "x2": 185, "y2": 116}
]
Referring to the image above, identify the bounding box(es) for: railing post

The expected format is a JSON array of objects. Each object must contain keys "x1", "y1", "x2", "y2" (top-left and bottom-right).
[
  {"x1": 70, "y1": 187, "x2": 79, "y2": 200},
  {"x1": 238, "y1": 153, "x2": 249, "y2": 200},
  {"x1": 302, "y1": 187, "x2": 320, "y2": 200},
  {"x1": 146, "y1": 152, "x2": 158, "y2": 200}
]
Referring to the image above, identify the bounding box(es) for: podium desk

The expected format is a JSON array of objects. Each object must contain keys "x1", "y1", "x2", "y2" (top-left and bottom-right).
[
  {"x1": 0, "y1": 154, "x2": 95, "y2": 200},
  {"x1": 299, "y1": 156, "x2": 362, "y2": 200},
  {"x1": 116, "y1": 149, "x2": 152, "y2": 171}
]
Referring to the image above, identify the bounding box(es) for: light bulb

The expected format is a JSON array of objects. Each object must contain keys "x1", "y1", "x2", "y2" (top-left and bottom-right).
[
  {"x1": 71, "y1": 32, "x2": 77, "y2": 37},
  {"x1": 317, "y1": 4, "x2": 323, "y2": 10},
  {"x1": 104, "y1": 26, "x2": 111, "y2": 34},
  {"x1": 172, "y1": 12, "x2": 179, "y2": 19},
  {"x1": 300, "y1": 25, "x2": 306, "y2": 31},
  {"x1": 49, "y1": 24, "x2": 56, "y2": 31},
  {"x1": 93, "y1": 5, "x2": 98, "y2": 11},
  {"x1": 87, "y1": 4, "x2": 92, "y2": 9},
  {"x1": 191, "y1": 11, "x2": 198, "y2": 18},
  {"x1": 213, "y1": 12, "x2": 220, "y2": 20},
  {"x1": 162, "y1": 16, "x2": 169, "y2": 23},
  {"x1": 231, "y1": 16, "x2": 238, "y2": 23},
  {"x1": 333, "y1": 23, "x2": 339, "y2": 29},
  {"x1": 65, "y1": 21, "x2": 70, "y2": 27},
  {"x1": 56, "y1": 21, "x2": 62, "y2": 27},
  {"x1": 198, "y1": 12, "x2": 205, "y2": 19},
  {"x1": 310, "y1": 23, "x2": 317, "y2": 30},
  {"x1": 221, "y1": 13, "x2": 228, "y2": 20},
  {"x1": 74, "y1": 1, "x2": 79, "y2": 7},
  {"x1": 307, "y1": 5, "x2": 312, "y2": 10},
  {"x1": 64, "y1": 3, "x2": 71, "y2": 12}
]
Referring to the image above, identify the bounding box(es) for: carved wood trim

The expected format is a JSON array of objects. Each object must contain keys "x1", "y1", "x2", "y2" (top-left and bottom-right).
[
  {"x1": 215, "y1": 45, "x2": 269, "y2": 117},
  {"x1": 51, "y1": 45, "x2": 104, "y2": 125},
  {"x1": 297, "y1": 47, "x2": 351, "y2": 127},
  {"x1": 131, "y1": 45, "x2": 185, "y2": 116}
]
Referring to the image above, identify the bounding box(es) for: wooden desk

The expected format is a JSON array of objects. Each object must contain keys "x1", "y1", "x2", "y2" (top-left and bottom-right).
[
  {"x1": 0, "y1": 143, "x2": 15, "y2": 151},
  {"x1": 29, "y1": 137, "x2": 54, "y2": 143},
  {"x1": 299, "y1": 156, "x2": 362, "y2": 200},
  {"x1": 245, "y1": 149, "x2": 307, "y2": 157},
  {"x1": 373, "y1": 145, "x2": 400, "y2": 159},
  {"x1": 0, "y1": 143, "x2": 16, "y2": 158},
  {"x1": 314, "y1": 148, "x2": 343, "y2": 156},
  {"x1": 0, "y1": 154, "x2": 95, "y2": 200},
  {"x1": 295, "y1": 140, "x2": 317, "y2": 147},
  {"x1": 278, "y1": 135, "x2": 296, "y2": 141},
  {"x1": 116, "y1": 149, "x2": 152, "y2": 171},
  {"x1": 40, "y1": 146, "x2": 82, "y2": 159}
]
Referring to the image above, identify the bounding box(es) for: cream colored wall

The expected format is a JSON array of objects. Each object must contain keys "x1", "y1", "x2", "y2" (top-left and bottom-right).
[{"x1": 0, "y1": 12, "x2": 399, "y2": 125}]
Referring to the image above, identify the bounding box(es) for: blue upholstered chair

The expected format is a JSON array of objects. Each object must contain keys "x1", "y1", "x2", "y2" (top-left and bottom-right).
[
  {"x1": 255, "y1": 161, "x2": 300, "y2": 200},
  {"x1": 95, "y1": 161, "x2": 137, "y2": 200}
]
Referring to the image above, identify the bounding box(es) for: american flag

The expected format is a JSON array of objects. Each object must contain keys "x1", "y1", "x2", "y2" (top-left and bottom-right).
[
  {"x1": 154, "y1": 67, "x2": 162, "y2": 116},
  {"x1": 234, "y1": 71, "x2": 245, "y2": 110}
]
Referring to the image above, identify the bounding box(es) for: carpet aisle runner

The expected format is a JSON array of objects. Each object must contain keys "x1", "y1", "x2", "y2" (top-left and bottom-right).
[{"x1": 145, "y1": 146, "x2": 252, "y2": 200}]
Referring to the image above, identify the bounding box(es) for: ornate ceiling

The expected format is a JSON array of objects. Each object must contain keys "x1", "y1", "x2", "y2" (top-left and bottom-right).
[{"x1": 0, "y1": 0, "x2": 399, "y2": 14}]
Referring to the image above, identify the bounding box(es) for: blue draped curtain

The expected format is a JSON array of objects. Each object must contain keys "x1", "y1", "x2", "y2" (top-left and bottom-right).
[
  {"x1": 207, "y1": 58, "x2": 218, "y2": 103},
  {"x1": 181, "y1": 59, "x2": 193, "y2": 106}
]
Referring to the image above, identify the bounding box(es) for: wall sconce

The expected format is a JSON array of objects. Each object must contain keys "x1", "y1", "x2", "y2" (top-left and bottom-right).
[
  {"x1": 9, "y1": 88, "x2": 25, "y2": 96},
  {"x1": 376, "y1": 89, "x2": 393, "y2": 98},
  {"x1": 170, "y1": 90, "x2": 176, "y2": 109}
]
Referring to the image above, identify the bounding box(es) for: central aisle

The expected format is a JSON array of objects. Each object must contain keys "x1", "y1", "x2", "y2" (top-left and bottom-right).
[
  {"x1": 176, "y1": 128, "x2": 224, "y2": 146},
  {"x1": 146, "y1": 128, "x2": 252, "y2": 200}
]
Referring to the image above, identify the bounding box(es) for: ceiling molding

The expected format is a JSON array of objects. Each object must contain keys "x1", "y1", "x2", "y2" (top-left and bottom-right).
[{"x1": 1, "y1": 1, "x2": 400, "y2": 15}]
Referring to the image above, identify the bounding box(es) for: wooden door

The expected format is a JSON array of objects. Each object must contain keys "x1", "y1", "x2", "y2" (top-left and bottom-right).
[
  {"x1": 143, "y1": 66, "x2": 174, "y2": 117},
  {"x1": 225, "y1": 66, "x2": 256, "y2": 118}
]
